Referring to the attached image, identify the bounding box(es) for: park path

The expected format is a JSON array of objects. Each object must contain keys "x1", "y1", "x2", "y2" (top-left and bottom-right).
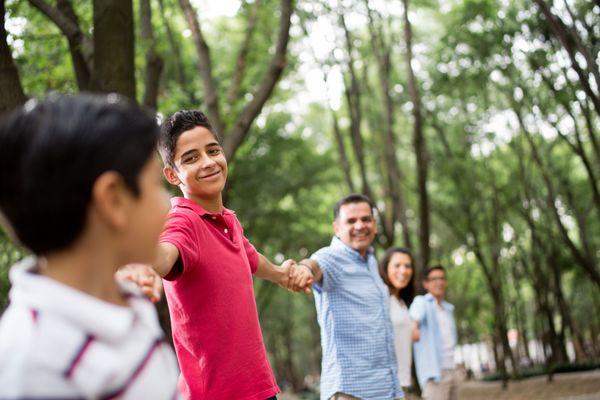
[
  {"x1": 458, "y1": 369, "x2": 600, "y2": 400},
  {"x1": 280, "y1": 369, "x2": 600, "y2": 400}
]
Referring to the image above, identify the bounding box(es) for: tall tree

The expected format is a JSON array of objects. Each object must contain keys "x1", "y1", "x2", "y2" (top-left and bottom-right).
[
  {"x1": 0, "y1": 0, "x2": 26, "y2": 113},
  {"x1": 91, "y1": 0, "x2": 136, "y2": 99},
  {"x1": 402, "y1": 0, "x2": 429, "y2": 269}
]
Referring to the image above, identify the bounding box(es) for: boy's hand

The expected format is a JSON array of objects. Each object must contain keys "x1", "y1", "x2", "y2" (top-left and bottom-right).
[
  {"x1": 116, "y1": 263, "x2": 163, "y2": 303},
  {"x1": 276, "y1": 259, "x2": 298, "y2": 291},
  {"x1": 290, "y1": 263, "x2": 313, "y2": 294}
]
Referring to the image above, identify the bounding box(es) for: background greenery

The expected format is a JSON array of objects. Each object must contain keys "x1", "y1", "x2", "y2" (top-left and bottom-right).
[{"x1": 1, "y1": 0, "x2": 599, "y2": 393}]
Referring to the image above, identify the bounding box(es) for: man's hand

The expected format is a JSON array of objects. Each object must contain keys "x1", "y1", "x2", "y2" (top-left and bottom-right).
[
  {"x1": 275, "y1": 259, "x2": 313, "y2": 294},
  {"x1": 290, "y1": 263, "x2": 313, "y2": 294},
  {"x1": 116, "y1": 263, "x2": 163, "y2": 303}
]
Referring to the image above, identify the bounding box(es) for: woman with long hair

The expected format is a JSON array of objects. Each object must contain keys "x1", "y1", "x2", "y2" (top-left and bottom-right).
[{"x1": 379, "y1": 247, "x2": 416, "y2": 390}]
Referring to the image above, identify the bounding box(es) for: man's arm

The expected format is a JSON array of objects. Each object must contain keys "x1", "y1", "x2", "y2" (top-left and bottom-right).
[{"x1": 254, "y1": 254, "x2": 313, "y2": 293}]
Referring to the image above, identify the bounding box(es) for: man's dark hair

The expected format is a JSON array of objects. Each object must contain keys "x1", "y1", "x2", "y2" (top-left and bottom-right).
[
  {"x1": 0, "y1": 93, "x2": 159, "y2": 255},
  {"x1": 423, "y1": 265, "x2": 446, "y2": 281},
  {"x1": 379, "y1": 247, "x2": 415, "y2": 306},
  {"x1": 333, "y1": 193, "x2": 375, "y2": 220},
  {"x1": 158, "y1": 110, "x2": 221, "y2": 167}
]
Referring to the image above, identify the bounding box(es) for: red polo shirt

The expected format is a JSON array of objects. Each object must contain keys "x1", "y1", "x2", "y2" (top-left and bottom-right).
[{"x1": 160, "y1": 197, "x2": 279, "y2": 400}]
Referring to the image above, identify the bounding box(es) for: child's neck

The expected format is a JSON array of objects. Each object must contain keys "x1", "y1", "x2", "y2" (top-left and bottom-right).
[
  {"x1": 41, "y1": 247, "x2": 128, "y2": 307},
  {"x1": 187, "y1": 193, "x2": 224, "y2": 214}
]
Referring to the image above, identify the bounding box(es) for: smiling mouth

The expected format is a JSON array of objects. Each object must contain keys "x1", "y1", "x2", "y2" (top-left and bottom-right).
[{"x1": 199, "y1": 170, "x2": 221, "y2": 179}]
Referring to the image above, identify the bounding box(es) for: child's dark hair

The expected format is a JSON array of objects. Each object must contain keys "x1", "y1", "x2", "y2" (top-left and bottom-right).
[
  {"x1": 423, "y1": 265, "x2": 446, "y2": 280},
  {"x1": 379, "y1": 247, "x2": 415, "y2": 306},
  {"x1": 158, "y1": 110, "x2": 221, "y2": 167},
  {"x1": 0, "y1": 93, "x2": 159, "y2": 255}
]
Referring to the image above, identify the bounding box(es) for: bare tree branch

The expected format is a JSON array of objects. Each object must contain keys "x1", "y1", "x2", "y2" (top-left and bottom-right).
[
  {"x1": 223, "y1": 0, "x2": 293, "y2": 161},
  {"x1": 534, "y1": 0, "x2": 600, "y2": 117},
  {"x1": 179, "y1": 0, "x2": 223, "y2": 134},
  {"x1": 28, "y1": 0, "x2": 92, "y2": 90},
  {"x1": 226, "y1": 0, "x2": 261, "y2": 106}
]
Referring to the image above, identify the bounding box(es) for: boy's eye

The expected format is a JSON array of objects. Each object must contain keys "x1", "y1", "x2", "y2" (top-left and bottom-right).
[
  {"x1": 208, "y1": 148, "x2": 221, "y2": 155},
  {"x1": 183, "y1": 154, "x2": 198, "y2": 163}
]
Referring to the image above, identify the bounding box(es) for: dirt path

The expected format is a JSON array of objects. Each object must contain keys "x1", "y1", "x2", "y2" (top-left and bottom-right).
[{"x1": 458, "y1": 369, "x2": 600, "y2": 400}]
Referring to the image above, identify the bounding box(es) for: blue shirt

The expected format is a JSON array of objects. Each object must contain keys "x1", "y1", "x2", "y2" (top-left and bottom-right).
[
  {"x1": 312, "y1": 237, "x2": 403, "y2": 400},
  {"x1": 409, "y1": 293, "x2": 457, "y2": 388}
]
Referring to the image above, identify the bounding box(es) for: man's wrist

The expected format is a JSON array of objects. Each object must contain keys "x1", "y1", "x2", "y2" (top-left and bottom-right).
[{"x1": 298, "y1": 261, "x2": 315, "y2": 276}]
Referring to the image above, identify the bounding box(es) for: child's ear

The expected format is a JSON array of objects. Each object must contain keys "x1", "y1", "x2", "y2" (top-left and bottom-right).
[
  {"x1": 91, "y1": 171, "x2": 130, "y2": 229},
  {"x1": 163, "y1": 165, "x2": 181, "y2": 186}
]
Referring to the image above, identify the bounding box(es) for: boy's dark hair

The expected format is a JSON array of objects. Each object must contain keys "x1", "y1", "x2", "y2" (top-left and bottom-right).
[
  {"x1": 158, "y1": 110, "x2": 221, "y2": 167},
  {"x1": 0, "y1": 93, "x2": 159, "y2": 255},
  {"x1": 378, "y1": 247, "x2": 415, "y2": 306},
  {"x1": 423, "y1": 265, "x2": 446, "y2": 281},
  {"x1": 333, "y1": 193, "x2": 375, "y2": 220}
]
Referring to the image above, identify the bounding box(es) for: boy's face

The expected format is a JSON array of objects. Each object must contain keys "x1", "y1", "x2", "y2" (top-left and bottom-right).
[
  {"x1": 124, "y1": 156, "x2": 170, "y2": 263},
  {"x1": 164, "y1": 126, "x2": 227, "y2": 203}
]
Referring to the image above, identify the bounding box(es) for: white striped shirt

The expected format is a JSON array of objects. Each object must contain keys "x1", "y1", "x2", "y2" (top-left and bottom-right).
[{"x1": 0, "y1": 257, "x2": 180, "y2": 399}]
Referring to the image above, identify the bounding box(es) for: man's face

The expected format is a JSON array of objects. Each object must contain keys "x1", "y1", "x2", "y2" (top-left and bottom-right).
[
  {"x1": 423, "y1": 268, "x2": 447, "y2": 301},
  {"x1": 333, "y1": 202, "x2": 377, "y2": 256}
]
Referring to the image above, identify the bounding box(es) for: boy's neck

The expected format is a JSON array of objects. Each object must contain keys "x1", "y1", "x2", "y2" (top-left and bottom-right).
[
  {"x1": 41, "y1": 247, "x2": 128, "y2": 307},
  {"x1": 186, "y1": 193, "x2": 224, "y2": 214}
]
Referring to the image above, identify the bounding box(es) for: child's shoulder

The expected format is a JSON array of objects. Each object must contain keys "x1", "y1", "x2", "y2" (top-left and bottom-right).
[{"x1": 0, "y1": 302, "x2": 92, "y2": 395}]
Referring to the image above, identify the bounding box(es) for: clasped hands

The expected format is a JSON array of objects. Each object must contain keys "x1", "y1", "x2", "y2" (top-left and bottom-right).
[{"x1": 276, "y1": 259, "x2": 314, "y2": 294}]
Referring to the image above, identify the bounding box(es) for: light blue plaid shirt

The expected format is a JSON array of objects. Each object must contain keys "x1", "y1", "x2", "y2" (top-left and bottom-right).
[
  {"x1": 312, "y1": 237, "x2": 403, "y2": 400},
  {"x1": 409, "y1": 293, "x2": 457, "y2": 389}
]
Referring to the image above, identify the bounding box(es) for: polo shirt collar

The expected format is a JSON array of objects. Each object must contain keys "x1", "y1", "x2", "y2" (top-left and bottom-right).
[
  {"x1": 170, "y1": 196, "x2": 234, "y2": 217},
  {"x1": 9, "y1": 257, "x2": 137, "y2": 341},
  {"x1": 330, "y1": 236, "x2": 374, "y2": 260},
  {"x1": 424, "y1": 292, "x2": 454, "y2": 311}
]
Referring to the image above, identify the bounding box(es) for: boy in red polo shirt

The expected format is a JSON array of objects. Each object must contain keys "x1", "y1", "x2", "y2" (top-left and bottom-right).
[{"x1": 124, "y1": 110, "x2": 313, "y2": 400}]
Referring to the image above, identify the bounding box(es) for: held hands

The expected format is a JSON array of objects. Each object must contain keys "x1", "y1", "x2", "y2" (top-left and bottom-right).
[
  {"x1": 277, "y1": 259, "x2": 314, "y2": 294},
  {"x1": 115, "y1": 263, "x2": 163, "y2": 303},
  {"x1": 411, "y1": 321, "x2": 421, "y2": 342}
]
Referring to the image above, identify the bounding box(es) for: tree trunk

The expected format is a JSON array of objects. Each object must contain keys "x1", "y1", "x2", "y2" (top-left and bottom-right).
[
  {"x1": 402, "y1": 0, "x2": 429, "y2": 269},
  {"x1": 157, "y1": 0, "x2": 194, "y2": 103},
  {"x1": 331, "y1": 112, "x2": 355, "y2": 192},
  {"x1": 365, "y1": 2, "x2": 412, "y2": 250},
  {"x1": 140, "y1": 0, "x2": 163, "y2": 110},
  {"x1": 178, "y1": 0, "x2": 223, "y2": 133},
  {"x1": 92, "y1": 0, "x2": 136, "y2": 99},
  {"x1": 226, "y1": 0, "x2": 261, "y2": 106},
  {"x1": 28, "y1": 0, "x2": 92, "y2": 91},
  {"x1": 0, "y1": 0, "x2": 26, "y2": 114}
]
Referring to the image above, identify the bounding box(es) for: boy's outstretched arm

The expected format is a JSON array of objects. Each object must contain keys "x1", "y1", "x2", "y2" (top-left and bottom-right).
[
  {"x1": 254, "y1": 254, "x2": 313, "y2": 293},
  {"x1": 116, "y1": 242, "x2": 180, "y2": 302}
]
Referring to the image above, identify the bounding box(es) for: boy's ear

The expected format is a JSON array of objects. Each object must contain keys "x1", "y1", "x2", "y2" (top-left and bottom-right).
[
  {"x1": 163, "y1": 165, "x2": 181, "y2": 186},
  {"x1": 91, "y1": 171, "x2": 131, "y2": 229}
]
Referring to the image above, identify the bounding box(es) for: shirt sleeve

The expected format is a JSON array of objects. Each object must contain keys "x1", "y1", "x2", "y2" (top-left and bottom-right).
[
  {"x1": 242, "y1": 235, "x2": 259, "y2": 274},
  {"x1": 159, "y1": 211, "x2": 199, "y2": 280},
  {"x1": 311, "y1": 248, "x2": 340, "y2": 292},
  {"x1": 409, "y1": 295, "x2": 426, "y2": 322}
]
